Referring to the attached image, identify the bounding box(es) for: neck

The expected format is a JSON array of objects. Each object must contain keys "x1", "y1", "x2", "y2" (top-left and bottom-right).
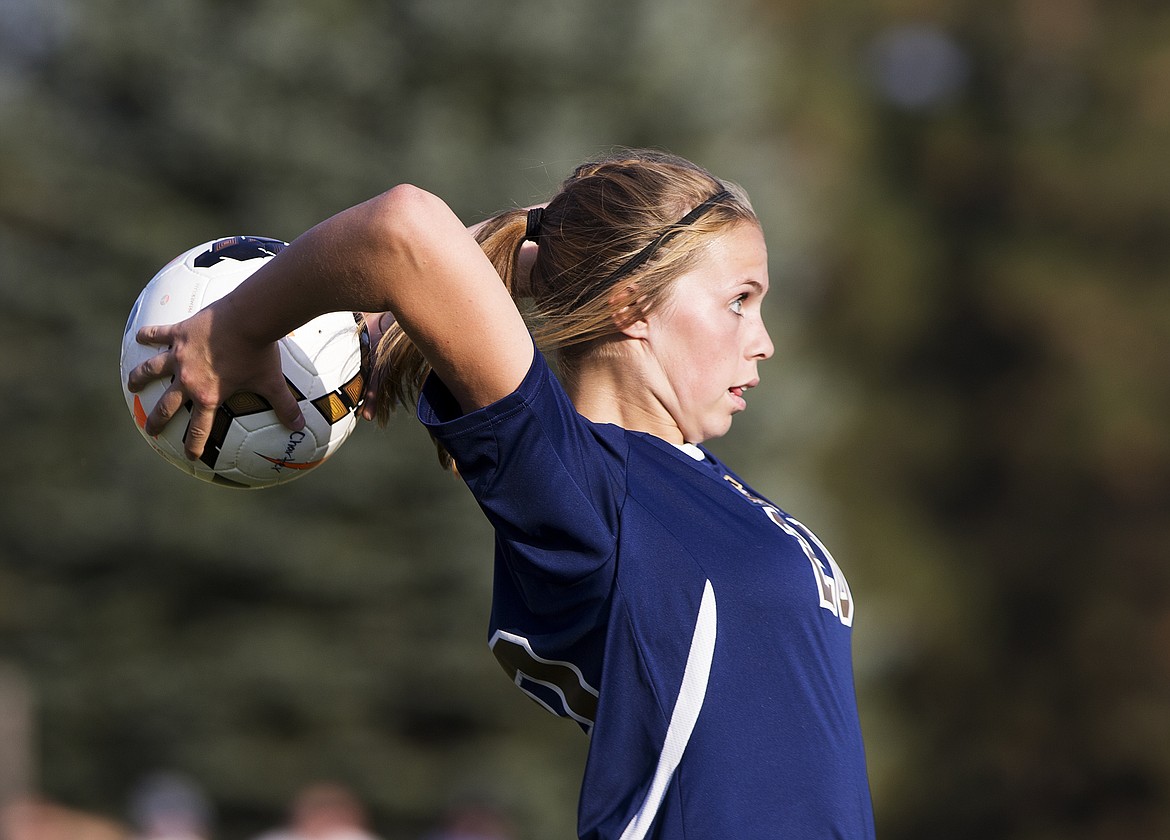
[{"x1": 566, "y1": 341, "x2": 685, "y2": 444}]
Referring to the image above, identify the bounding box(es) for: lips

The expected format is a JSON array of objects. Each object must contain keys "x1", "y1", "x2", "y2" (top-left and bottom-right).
[{"x1": 729, "y1": 377, "x2": 760, "y2": 411}]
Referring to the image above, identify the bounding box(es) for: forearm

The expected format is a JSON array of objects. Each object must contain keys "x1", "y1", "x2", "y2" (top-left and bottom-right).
[
  {"x1": 128, "y1": 185, "x2": 530, "y2": 457},
  {"x1": 224, "y1": 185, "x2": 464, "y2": 346},
  {"x1": 224, "y1": 184, "x2": 530, "y2": 411}
]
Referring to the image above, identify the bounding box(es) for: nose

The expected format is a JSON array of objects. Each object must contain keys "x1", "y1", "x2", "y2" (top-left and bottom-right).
[{"x1": 749, "y1": 317, "x2": 774, "y2": 361}]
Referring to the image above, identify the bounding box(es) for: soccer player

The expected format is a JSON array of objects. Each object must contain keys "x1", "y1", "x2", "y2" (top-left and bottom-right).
[{"x1": 128, "y1": 149, "x2": 875, "y2": 839}]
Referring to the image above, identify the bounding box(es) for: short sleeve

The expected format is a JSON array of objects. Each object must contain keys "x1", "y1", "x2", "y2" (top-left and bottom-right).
[{"x1": 417, "y1": 349, "x2": 627, "y2": 608}]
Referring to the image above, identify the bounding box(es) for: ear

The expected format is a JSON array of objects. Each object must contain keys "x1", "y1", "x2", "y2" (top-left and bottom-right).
[{"x1": 609, "y1": 283, "x2": 650, "y2": 338}]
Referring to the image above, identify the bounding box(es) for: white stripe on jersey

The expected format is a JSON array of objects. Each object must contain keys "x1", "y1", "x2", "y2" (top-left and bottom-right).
[{"x1": 619, "y1": 579, "x2": 717, "y2": 840}]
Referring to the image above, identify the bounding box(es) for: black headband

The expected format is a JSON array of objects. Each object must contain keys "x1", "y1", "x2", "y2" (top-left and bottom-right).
[{"x1": 604, "y1": 189, "x2": 733, "y2": 285}]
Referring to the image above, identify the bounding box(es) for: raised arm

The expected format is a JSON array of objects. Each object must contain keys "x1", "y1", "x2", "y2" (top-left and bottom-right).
[
  {"x1": 127, "y1": 185, "x2": 534, "y2": 460},
  {"x1": 358, "y1": 208, "x2": 540, "y2": 420}
]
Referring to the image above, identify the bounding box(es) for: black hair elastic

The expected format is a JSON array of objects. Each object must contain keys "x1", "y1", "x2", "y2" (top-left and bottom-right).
[
  {"x1": 605, "y1": 188, "x2": 733, "y2": 284},
  {"x1": 524, "y1": 207, "x2": 544, "y2": 242}
]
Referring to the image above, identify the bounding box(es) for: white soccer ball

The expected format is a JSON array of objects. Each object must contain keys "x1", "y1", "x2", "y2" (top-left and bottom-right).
[{"x1": 120, "y1": 236, "x2": 367, "y2": 489}]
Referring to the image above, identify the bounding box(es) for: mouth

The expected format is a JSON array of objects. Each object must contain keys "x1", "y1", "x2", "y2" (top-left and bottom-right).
[{"x1": 728, "y1": 379, "x2": 759, "y2": 412}]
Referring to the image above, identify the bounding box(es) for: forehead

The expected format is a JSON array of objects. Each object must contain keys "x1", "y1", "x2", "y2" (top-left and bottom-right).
[{"x1": 679, "y1": 222, "x2": 769, "y2": 293}]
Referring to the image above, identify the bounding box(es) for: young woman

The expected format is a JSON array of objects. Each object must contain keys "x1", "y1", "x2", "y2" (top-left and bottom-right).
[{"x1": 128, "y1": 150, "x2": 874, "y2": 839}]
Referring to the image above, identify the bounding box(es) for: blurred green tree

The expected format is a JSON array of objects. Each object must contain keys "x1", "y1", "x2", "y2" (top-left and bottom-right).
[{"x1": 764, "y1": 1, "x2": 1170, "y2": 837}]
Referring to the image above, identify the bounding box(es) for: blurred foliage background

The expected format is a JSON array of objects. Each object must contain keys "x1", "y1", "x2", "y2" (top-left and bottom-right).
[{"x1": 1, "y1": 0, "x2": 1169, "y2": 838}]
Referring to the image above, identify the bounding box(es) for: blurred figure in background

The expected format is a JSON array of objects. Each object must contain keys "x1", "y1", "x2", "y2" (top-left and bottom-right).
[
  {"x1": 1, "y1": 796, "x2": 128, "y2": 840},
  {"x1": 127, "y1": 772, "x2": 214, "y2": 840},
  {"x1": 420, "y1": 797, "x2": 516, "y2": 840},
  {"x1": 253, "y1": 783, "x2": 380, "y2": 840}
]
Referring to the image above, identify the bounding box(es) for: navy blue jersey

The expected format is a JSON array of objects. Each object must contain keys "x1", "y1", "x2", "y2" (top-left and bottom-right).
[{"x1": 419, "y1": 349, "x2": 874, "y2": 840}]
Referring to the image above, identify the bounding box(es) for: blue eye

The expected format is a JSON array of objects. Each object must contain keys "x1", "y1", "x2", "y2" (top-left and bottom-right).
[{"x1": 730, "y1": 296, "x2": 746, "y2": 315}]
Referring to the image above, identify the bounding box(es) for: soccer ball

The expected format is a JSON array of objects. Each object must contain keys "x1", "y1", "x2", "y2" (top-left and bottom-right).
[{"x1": 120, "y1": 236, "x2": 367, "y2": 489}]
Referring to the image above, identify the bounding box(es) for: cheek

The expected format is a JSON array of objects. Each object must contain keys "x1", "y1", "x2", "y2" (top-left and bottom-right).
[
  {"x1": 656, "y1": 313, "x2": 737, "y2": 399},
  {"x1": 680, "y1": 357, "x2": 727, "y2": 402},
  {"x1": 686, "y1": 333, "x2": 735, "y2": 383}
]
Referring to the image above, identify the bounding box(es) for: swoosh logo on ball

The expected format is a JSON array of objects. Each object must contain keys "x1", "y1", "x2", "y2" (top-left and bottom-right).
[{"x1": 256, "y1": 454, "x2": 327, "y2": 470}]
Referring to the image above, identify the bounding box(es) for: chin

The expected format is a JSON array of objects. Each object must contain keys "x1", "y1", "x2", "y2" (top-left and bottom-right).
[{"x1": 693, "y1": 421, "x2": 733, "y2": 444}]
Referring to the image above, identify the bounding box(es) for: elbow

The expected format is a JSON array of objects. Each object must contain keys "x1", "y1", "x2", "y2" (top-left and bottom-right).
[
  {"x1": 373, "y1": 182, "x2": 433, "y2": 213},
  {"x1": 365, "y1": 184, "x2": 447, "y2": 248},
  {"x1": 354, "y1": 184, "x2": 453, "y2": 305}
]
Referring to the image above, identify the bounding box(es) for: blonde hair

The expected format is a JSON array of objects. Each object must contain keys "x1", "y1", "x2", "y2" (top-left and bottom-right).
[{"x1": 373, "y1": 149, "x2": 758, "y2": 466}]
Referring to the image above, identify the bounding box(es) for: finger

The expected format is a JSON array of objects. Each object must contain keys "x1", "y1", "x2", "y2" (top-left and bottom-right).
[
  {"x1": 142, "y1": 384, "x2": 188, "y2": 438},
  {"x1": 182, "y1": 402, "x2": 219, "y2": 461},
  {"x1": 359, "y1": 363, "x2": 379, "y2": 421},
  {"x1": 126, "y1": 349, "x2": 173, "y2": 393},
  {"x1": 359, "y1": 313, "x2": 389, "y2": 421},
  {"x1": 270, "y1": 382, "x2": 306, "y2": 433},
  {"x1": 136, "y1": 323, "x2": 176, "y2": 347}
]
